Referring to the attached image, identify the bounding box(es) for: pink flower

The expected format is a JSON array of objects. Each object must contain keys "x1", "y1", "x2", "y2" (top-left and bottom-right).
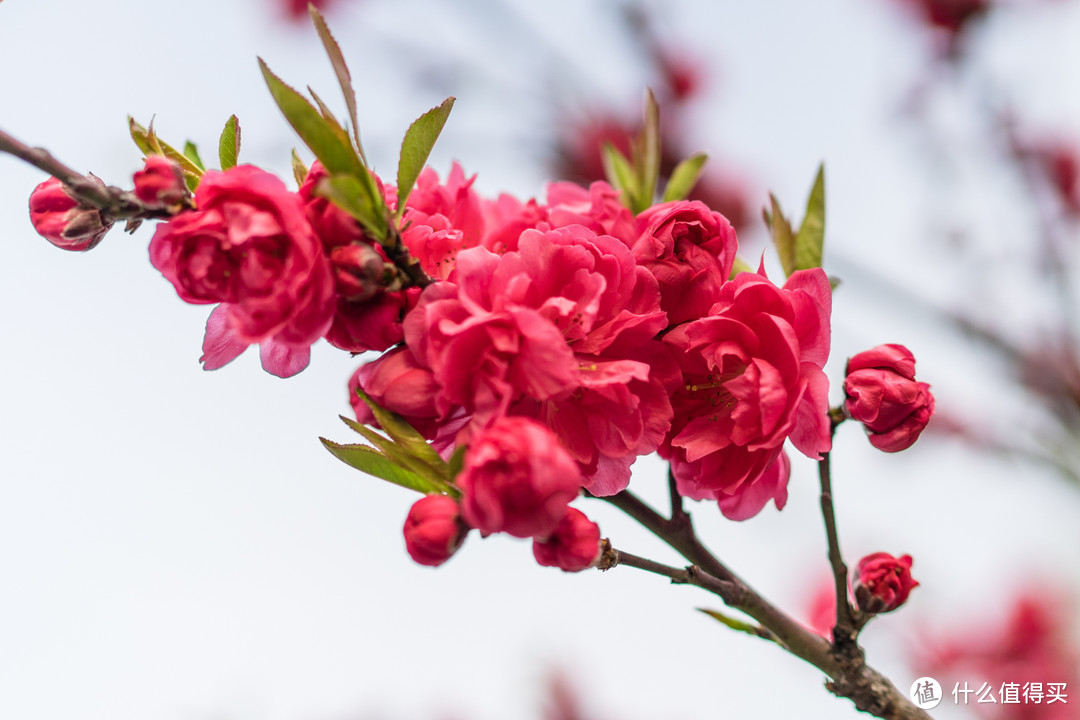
[
  {"x1": 404, "y1": 224, "x2": 675, "y2": 494},
  {"x1": 133, "y1": 156, "x2": 188, "y2": 210},
  {"x1": 457, "y1": 417, "x2": 582, "y2": 539},
  {"x1": 852, "y1": 552, "x2": 918, "y2": 614},
  {"x1": 532, "y1": 508, "x2": 601, "y2": 572},
  {"x1": 844, "y1": 344, "x2": 934, "y2": 452},
  {"x1": 149, "y1": 165, "x2": 335, "y2": 377},
  {"x1": 403, "y1": 244, "x2": 581, "y2": 424},
  {"x1": 631, "y1": 200, "x2": 738, "y2": 326},
  {"x1": 28, "y1": 176, "x2": 113, "y2": 252},
  {"x1": 403, "y1": 494, "x2": 468, "y2": 567},
  {"x1": 545, "y1": 180, "x2": 637, "y2": 245},
  {"x1": 661, "y1": 268, "x2": 833, "y2": 517}
]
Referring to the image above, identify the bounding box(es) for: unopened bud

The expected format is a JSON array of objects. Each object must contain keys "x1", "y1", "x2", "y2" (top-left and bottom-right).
[
  {"x1": 532, "y1": 508, "x2": 601, "y2": 573},
  {"x1": 133, "y1": 156, "x2": 190, "y2": 210},
  {"x1": 403, "y1": 494, "x2": 468, "y2": 567},
  {"x1": 844, "y1": 344, "x2": 934, "y2": 452},
  {"x1": 28, "y1": 176, "x2": 113, "y2": 251},
  {"x1": 331, "y1": 243, "x2": 385, "y2": 301},
  {"x1": 852, "y1": 552, "x2": 918, "y2": 614}
]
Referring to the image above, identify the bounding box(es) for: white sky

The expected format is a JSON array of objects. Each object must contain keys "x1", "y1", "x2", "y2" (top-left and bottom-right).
[{"x1": 2, "y1": 1, "x2": 1080, "y2": 719}]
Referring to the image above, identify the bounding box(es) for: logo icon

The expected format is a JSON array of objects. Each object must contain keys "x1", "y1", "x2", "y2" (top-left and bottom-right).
[{"x1": 910, "y1": 677, "x2": 942, "y2": 710}]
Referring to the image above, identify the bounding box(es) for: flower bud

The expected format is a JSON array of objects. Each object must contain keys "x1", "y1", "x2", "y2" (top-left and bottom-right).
[
  {"x1": 852, "y1": 552, "x2": 918, "y2": 614},
  {"x1": 330, "y1": 243, "x2": 386, "y2": 302},
  {"x1": 28, "y1": 176, "x2": 113, "y2": 251},
  {"x1": 532, "y1": 508, "x2": 601, "y2": 572},
  {"x1": 844, "y1": 344, "x2": 935, "y2": 452},
  {"x1": 133, "y1": 156, "x2": 189, "y2": 210},
  {"x1": 403, "y1": 494, "x2": 468, "y2": 567}
]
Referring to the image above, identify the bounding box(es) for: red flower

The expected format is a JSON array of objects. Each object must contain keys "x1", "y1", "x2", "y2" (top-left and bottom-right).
[
  {"x1": 457, "y1": 417, "x2": 582, "y2": 539},
  {"x1": 403, "y1": 494, "x2": 468, "y2": 567},
  {"x1": 533, "y1": 508, "x2": 601, "y2": 572},
  {"x1": 661, "y1": 267, "x2": 833, "y2": 519},
  {"x1": 844, "y1": 344, "x2": 934, "y2": 452},
  {"x1": 852, "y1": 552, "x2": 918, "y2": 614},
  {"x1": 28, "y1": 176, "x2": 113, "y2": 252},
  {"x1": 149, "y1": 165, "x2": 334, "y2": 376}
]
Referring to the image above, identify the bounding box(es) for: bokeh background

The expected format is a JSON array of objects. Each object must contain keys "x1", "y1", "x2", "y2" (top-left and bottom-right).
[{"x1": 2, "y1": 1, "x2": 1080, "y2": 718}]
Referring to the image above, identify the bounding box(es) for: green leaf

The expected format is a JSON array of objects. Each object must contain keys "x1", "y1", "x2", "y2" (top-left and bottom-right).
[
  {"x1": 320, "y1": 438, "x2": 441, "y2": 494},
  {"x1": 395, "y1": 97, "x2": 456, "y2": 217},
  {"x1": 128, "y1": 117, "x2": 205, "y2": 191},
  {"x1": 729, "y1": 256, "x2": 754, "y2": 279},
  {"x1": 448, "y1": 444, "x2": 466, "y2": 480},
  {"x1": 662, "y1": 152, "x2": 708, "y2": 203},
  {"x1": 353, "y1": 390, "x2": 447, "y2": 472},
  {"x1": 766, "y1": 194, "x2": 796, "y2": 278},
  {"x1": 259, "y1": 57, "x2": 365, "y2": 179},
  {"x1": 638, "y1": 88, "x2": 661, "y2": 210},
  {"x1": 291, "y1": 149, "x2": 309, "y2": 187},
  {"x1": 308, "y1": 4, "x2": 365, "y2": 162},
  {"x1": 697, "y1": 608, "x2": 778, "y2": 643},
  {"x1": 316, "y1": 173, "x2": 388, "y2": 240},
  {"x1": 602, "y1": 142, "x2": 639, "y2": 211},
  {"x1": 793, "y1": 164, "x2": 826, "y2": 271},
  {"x1": 183, "y1": 141, "x2": 205, "y2": 171},
  {"x1": 218, "y1": 115, "x2": 241, "y2": 170}
]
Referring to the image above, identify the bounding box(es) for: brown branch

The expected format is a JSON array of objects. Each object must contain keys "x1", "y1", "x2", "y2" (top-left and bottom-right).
[
  {"x1": 0, "y1": 127, "x2": 170, "y2": 226},
  {"x1": 594, "y1": 488, "x2": 931, "y2": 720}
]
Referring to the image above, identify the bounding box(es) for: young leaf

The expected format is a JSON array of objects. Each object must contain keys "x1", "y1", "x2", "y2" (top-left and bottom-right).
[
  {"x1": 448, "y1": 444, "x2": 466, "y2": 480},
  {"x1": 353, "y1": 389, "x2": 447, "y2": 472},
  {"x1": 218, "y1": 115, "x2": 241, "y2": 170},
  {"x1": 793, "y1": 164, "x2": 825, "y2": 271},
  {"x1": 129, "y1": 118, "x2": 205, "y2": 190},
  {"x1": 602, "y1": 142, "x2": 639, "y2": 210},
  {"x1": 662, "y1": 152, "x2": 708, "y2": 203},
  {"x1": 639, "y1": 88, "x2": 661, "y2": 210},
  {"x1": 259, "y1": 57, "x2": 364, "y2": 179},
  {"x1": 316, "y1": 173, "x2": 388, "y2": 240},
  {"x1": 697, "y1": 608, "x2": 779, "y2": 643},
  {"x1": 341, "y1": 420, "x2": 449, "y2": 488},
  {"x1": 183, "y1": 141, "x2": 205, "y2": 171},
  {"x1": 766, "y1": 194, "x2": 796, "y2": 278},
  {"x1": 320, "y1": 438, "x2": 442, "y2": 494},
  {"x1": 395, "y1": 97, "x2": 455, "y2": 216},
  {"x1": 291, "y1": 148, "x2": 309, "y2": 187},
  {"x1": 308, "y1": 4, "x2": 364, "y2": 161}
]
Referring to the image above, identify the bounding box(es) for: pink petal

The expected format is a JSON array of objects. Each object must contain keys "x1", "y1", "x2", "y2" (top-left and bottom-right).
[
  {"x1": 200, "y1": 304, "x2": 249, "y2": 371},
  {"x1": 259, "y1": 338, "x2": 311, "y2": 378}
]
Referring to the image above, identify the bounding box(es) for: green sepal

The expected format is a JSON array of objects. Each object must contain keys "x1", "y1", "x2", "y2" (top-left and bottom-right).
[
  {"x1": 697, "y1": 608, "x2": 778, "y2": 644},
  {"x1": 764, "y1": 194, "x2": 796, "y2": 278},
  {"x1": 602, "y1": 142, "x2": 639, "y2": 211},
  {"x1": 218, "y1": 115, "x2": 241, "y2": 171},
  {"x1": 258, "y1": 57, "x2": 365, "y2": 179},
  {"x1": 319, "y1": 438, "x2": 442, "y2": 495},
  {"x1": 183, "y1": 141, "x2": 205, "y2": 171},
  {"x1": 395, "y1": 97, "x2": 456, "y2": 218},
  {"x1": 315, "y1": 173, "x2": 388, "y2": 240},
  {"x1": 290, "y1": 149, "x2": 309, "y2": 187},
  {"x1": 308, "y1": 4, "x2": 365, "y2": 161},
  {"x1": 128, "y1": 117, "x2": 205, "y2": 192},
  {"x1": 793, "y1": 163, "x2": 825, "y2": 272},
  {"x1": 662, "y1": 152, "x2": 708, "y2": 203}
]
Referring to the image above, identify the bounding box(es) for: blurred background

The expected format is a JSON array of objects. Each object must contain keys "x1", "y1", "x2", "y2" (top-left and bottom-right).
[{"x1": 2, "y1": 0, "x2": 1080, "y2": 718}]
